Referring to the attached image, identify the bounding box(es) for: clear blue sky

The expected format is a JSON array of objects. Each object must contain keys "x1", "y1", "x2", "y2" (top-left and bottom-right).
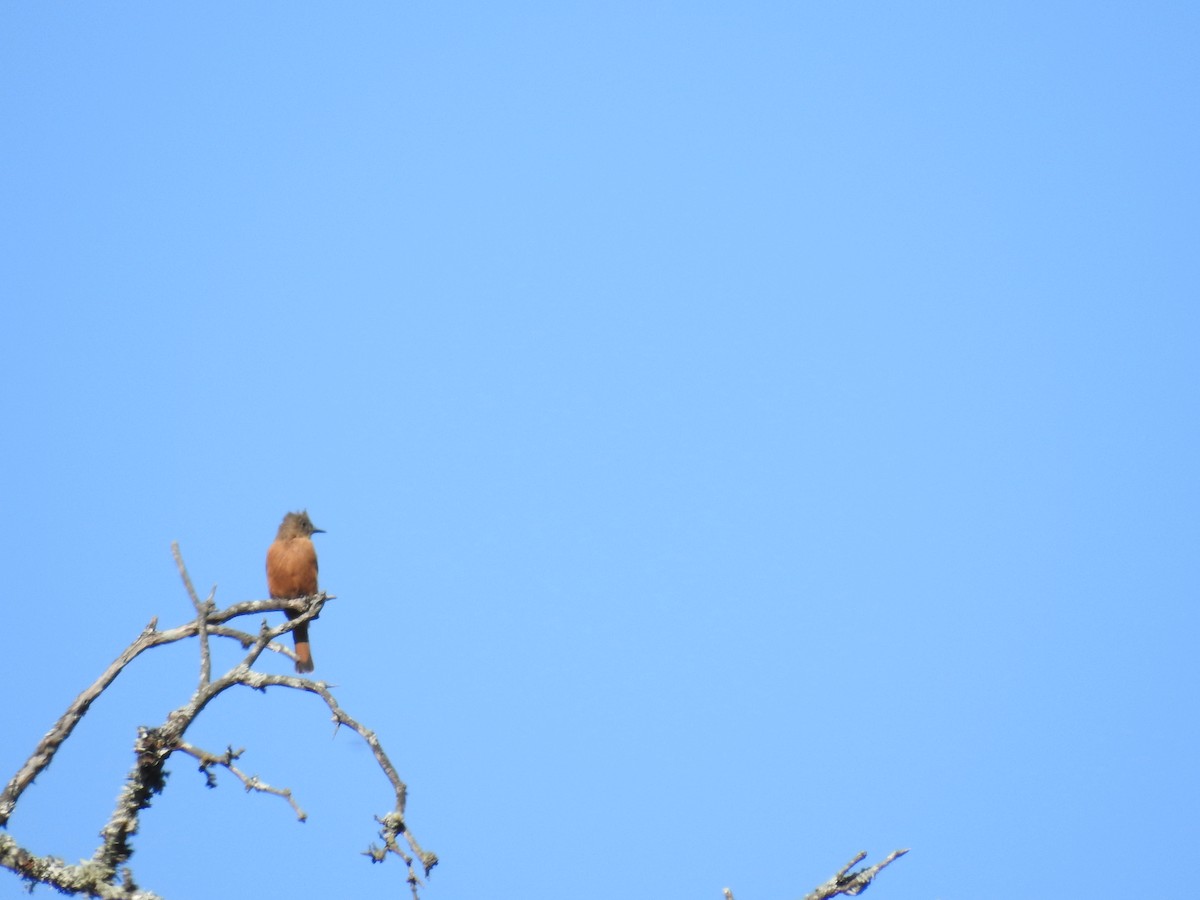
[{"x1": 2, "y1": 4, "x2": 1197, "y2": 899}]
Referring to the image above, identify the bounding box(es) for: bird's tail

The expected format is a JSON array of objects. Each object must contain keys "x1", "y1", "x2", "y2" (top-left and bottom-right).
[{"x1": 287, "y1": 611, "x2": 316, "y2": 673}]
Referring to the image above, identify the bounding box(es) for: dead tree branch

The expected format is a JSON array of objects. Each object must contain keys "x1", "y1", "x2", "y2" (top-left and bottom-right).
[
  {"x1": 0, "y1": 544, "x2": 435, "y2": 899},
  {"x1": 721, "y1": 849, "x2": 908, "y2": 900},
  {"x1": 172, "y1": 542, "x2": 213, "y2": 686},
  {"x1": 802, "y1": 849, "x2": 909, "y2": 900},
  {"x1": 176, "y1": 742, "x2": 307, "y2": 821}
]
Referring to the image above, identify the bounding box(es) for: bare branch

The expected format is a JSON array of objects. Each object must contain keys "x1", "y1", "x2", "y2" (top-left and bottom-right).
[
  {"x1": 0, "y1": 592, "x2": 331, "y2": 828},
  {"x1": 3, "y1": 537, "x2": 434, "y2": 898},
  {"x1": 46, "y1": 561, "x2": 428, "y2": 897},
  {"x1": 92, "y1": 725, "x2": 173, "y2": 877},
  {"x1": 801, "y1": 849, "x2": 909, "y2": 900},
  {"x1": 11, "y1": 543, "x2": 910, "y2": 900},
  {"x1": 0, "y1": 617, "x2": 163, "y2": 827},
  {"x1": 0, "y1": 832, "x2": 165, "y2": 900},
  {"x1": 85, "y1": 594, "x2": 339, "y2": 881},
  {"x1": 232, "y1": 670, "x2": 439, "y2": 881},
  {"x1": 207, "y1": 623, "x2": 294, "y2": 656},
  {"x1": 176, "y1": 742, "x2": 307, "y2": 821},
  {"x1": 172, "y1": 541, "x2": 211, "y2": 686},
  {"x1": 720, "y1": 850, "x2": 908, "y2": 900}
]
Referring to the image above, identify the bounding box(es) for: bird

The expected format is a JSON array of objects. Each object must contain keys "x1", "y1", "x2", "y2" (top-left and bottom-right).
[{"x1": 266, "y1": 510, "x2": 325, "y2": 673}]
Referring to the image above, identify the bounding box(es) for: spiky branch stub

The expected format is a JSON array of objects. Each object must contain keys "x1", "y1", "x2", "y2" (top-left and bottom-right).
[{"x1": 0, "y1": 543, "x2": 436, "y2": 899}]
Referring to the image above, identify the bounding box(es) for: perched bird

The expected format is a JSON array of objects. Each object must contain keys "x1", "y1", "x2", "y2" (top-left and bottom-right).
[{"x1": 266, "y1": 510, "x2": 325, "y2": 673}]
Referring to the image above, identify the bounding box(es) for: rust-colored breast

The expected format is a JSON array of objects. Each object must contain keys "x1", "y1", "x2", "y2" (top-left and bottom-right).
[{"x1": 266, "y1": 537, "x2": 319, "y2": 599}]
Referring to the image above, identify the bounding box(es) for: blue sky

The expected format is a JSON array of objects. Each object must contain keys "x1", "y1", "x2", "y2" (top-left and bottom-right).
[{"x1": 2, "y1": 3, "x2": 1197, "y2": 898}]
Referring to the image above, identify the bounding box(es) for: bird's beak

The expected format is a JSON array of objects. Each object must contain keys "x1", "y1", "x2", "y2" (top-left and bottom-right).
[{"x1": 312, "y1": 526, "x2": 326, "y2": 534}]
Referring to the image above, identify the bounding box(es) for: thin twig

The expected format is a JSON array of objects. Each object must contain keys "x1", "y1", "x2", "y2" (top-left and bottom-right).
[
  {"x1": 172, "y1": 541, "x2": 211, "y2": 686},
  {"x1": 176, "y1": 742, "x2": 307, "y2": 821}
]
